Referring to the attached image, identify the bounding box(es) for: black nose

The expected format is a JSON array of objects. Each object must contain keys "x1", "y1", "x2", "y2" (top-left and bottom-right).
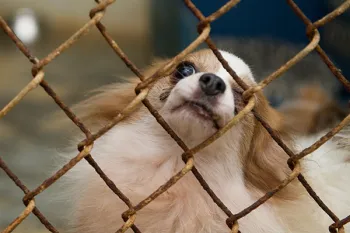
[{"x1": 199, "y1": 73, "x2": 226, "y2": 96}]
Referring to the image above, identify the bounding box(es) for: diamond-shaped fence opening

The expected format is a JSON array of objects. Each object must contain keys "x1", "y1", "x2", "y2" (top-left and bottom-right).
[{"x1": 1, "y1": 0, "x2": 350, "y2": 232}]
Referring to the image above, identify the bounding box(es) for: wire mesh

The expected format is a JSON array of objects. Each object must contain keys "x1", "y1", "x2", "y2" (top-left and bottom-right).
[{"x1": 1, "y1": 0, "x2": 350, "y2": 232}]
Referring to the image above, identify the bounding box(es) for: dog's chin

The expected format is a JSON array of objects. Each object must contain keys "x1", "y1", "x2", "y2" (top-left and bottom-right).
[
  {"x1": 177, "y1": 101, "x2": 220, "y2": 124},
  {"x1": 160, "y1": 102, "x2": 229, "y2": 145}
]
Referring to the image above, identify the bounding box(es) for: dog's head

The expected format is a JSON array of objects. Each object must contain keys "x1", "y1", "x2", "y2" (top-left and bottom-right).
[
  {"x1": 74, "y1": 49, "x2": 260, "y2": 138},
  {"x1": 143, "y1": 49, "x2": 257, "y2": 142},
  {"x1": 73, "y1": 49, "x2": 293, "y2": 194}
]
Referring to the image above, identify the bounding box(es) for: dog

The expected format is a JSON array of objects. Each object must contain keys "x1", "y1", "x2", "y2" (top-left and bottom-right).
[
  {"x1": 279, "y1": 84, "x2": 348, "y2": 136},
  {"x1": 56, "y1": 49, "x2": 350, "y2": 233}
]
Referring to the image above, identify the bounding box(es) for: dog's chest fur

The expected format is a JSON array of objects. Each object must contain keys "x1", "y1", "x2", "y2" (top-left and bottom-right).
[{"x1": 69, "y1": 117, "x2": 286, "y2": 233}]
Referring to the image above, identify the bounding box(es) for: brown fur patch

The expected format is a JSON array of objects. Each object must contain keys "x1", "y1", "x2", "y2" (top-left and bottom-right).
[
  {"x1": 242, "y1": 91, "x2": 299, "y2": 199},
  {"x1": 72, "y1": 77, "x2": 141, "y2": 128},
  {"x1": 63, "y1": 58, "x2": 173, "y2": 132},
  {"x1": 185, "y1": 49, "x2": 221, "y2": 73}
]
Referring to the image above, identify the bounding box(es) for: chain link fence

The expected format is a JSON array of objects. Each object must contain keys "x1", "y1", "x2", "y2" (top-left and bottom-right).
[{"x1": 1, "y1": 0, "x2": 350, "y2": 232}]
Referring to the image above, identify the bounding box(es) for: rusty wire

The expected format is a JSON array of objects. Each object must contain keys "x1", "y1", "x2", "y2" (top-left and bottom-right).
[
  {"x1": 2, "y1": 200, "x2": 35, "y2": 233},
  {"x1": 1, "y1": 0, "x2": 350, "y2": 232}
]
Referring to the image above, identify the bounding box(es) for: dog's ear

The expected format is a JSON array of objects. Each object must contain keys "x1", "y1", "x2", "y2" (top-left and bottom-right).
[
  {"x1": 77, "y1": 58, "x2": 171, "y2": 127},
  {"x1": 42, "y1": 58, "x2": 171, "y2": 136},
  {"x1": 243, "y1": 91, "x2": 297, "y2": 199},
  {"x1": 42, "y1": 76, "x2": 141, "y2": 136},
  {"x1": 71, "y1": 77, "x2": 141, "y2": 129}
]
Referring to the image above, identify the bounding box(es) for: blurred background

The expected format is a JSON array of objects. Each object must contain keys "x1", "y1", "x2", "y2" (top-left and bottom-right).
[{"x1": 0, "y1": 0, "x2": 349, "y2": 232}]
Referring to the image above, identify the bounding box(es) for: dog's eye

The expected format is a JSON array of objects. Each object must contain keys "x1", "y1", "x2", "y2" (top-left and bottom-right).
[{"x1": 174, "y1": 62, "x2": 196, "y2": 80}]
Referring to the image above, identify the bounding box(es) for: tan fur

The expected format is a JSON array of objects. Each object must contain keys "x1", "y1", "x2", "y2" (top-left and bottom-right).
[
  {"x1": 243, "y1": 91, "x2": 299, "y2": 198},
  {"x1": 185, "y1": 49, "x2": 221, "y2": 73},
  {"x1": 72, "y1": 78, "x2": 140, "y2": 128}
]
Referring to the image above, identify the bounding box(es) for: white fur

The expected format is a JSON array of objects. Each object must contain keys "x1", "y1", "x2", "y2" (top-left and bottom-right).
[
  {"x1": 57, "y1": 51, "x2": 350, "y2": 233},
  {"x1": 218, "y1": 50, "x2": 255, "y2": 83},
  {"x1": 270, "y1": 131, "x2": 350, "y2": 233},
  {"x1": 162, "y1": 70, "x2": 235, "y2": 136}
]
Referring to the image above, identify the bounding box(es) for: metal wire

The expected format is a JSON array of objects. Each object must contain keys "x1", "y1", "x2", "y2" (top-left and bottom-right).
[{"x1": 1, "y1": 0, "x2": 350, "y2": 232}]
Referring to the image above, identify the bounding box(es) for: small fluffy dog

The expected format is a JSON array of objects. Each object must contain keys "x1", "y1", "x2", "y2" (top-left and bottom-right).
[{"x1": 59, "y1": 49, "x2": 350, "y2": 233}]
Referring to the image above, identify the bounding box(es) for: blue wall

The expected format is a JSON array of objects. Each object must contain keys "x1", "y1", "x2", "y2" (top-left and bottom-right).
[{"x1": 185, "y1": 0, "x2": 326, "y2": 44}]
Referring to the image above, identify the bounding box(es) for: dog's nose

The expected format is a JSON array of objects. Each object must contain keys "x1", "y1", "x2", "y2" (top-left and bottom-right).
[{"x1": 199, "y1": 73, "x2": 226, "y2": 96}]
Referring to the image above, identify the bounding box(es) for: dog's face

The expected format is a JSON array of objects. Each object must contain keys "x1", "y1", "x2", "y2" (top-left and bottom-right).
[
  {"x1": 146, "y1": 49, "x2": 256, "y2": 142},
  {"x1": 146, "y1": 50, "x2": 292, "y2": 191},
  {"x1": 72, "y1": 48, "x2": 291, "y2": 193}
]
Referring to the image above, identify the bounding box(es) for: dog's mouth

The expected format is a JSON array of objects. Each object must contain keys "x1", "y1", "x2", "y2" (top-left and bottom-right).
[{"x1": 172, "y1": 101, "x2": 221, "y2": 129}]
